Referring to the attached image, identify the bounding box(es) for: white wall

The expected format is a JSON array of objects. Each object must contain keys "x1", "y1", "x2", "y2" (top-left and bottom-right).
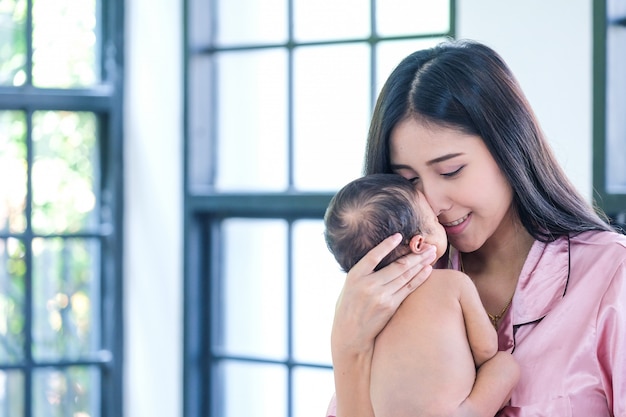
[
  {"x1": 124, "y1": 1, "x2": 183, "y2": 416},
  {"x1": 457, "y1": 0, "x2": 594, "y2": 199},
  {"x1": 123, "y1": 1, "x2": 593, "y2": 416}
]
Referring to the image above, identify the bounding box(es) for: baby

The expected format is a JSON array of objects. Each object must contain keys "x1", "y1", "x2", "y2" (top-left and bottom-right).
[{"x1": 324, "y1": 173, "x2": 519, "y2": 417}]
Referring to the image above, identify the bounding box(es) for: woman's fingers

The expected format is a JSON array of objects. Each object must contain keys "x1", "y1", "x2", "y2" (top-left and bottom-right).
[
  {"x1": 348, "y1": 235, "x2": 436, "y2": 299},
  {"x1": 351, "y1": 233, "x2": 403, "y2": 275},
  {"x1": 332, "y1": 236, "x2": 437, "y2": 354},
  {"x1": 385, "y1": 244, "x2": 436, "y2": 293}
]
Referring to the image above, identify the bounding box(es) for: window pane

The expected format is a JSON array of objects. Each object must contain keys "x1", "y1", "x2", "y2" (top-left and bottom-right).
[
  {"x1": 32, "y1": 111, "x2": 99, "y2": 234},
  {"x1": 219, "y1": 219, "x2": 287, "y2": 359},
  {"x1": 293, "y1": 367, "x2": 335, "y2": 417},
  {"x1": 33, "y1": 367, "x2": 101, "y2": 417},
  {"x1": 217, "y1": 360, "x2": 287, "y2": 417},
  {"x1": 606, "y1": 1, "x2": 626, "y2": 193},
  {"x1": 216, "y1": 50, "x2": 288, "y2": 191},
  {"x1": 187, "y1": 0, "x2": 213, "y2": 47},
  {"x1": 0, "y1": 111, "x2": 27, "y2": 233},
  {"x1": 292, "y1": 220, "x2": 344, "y2": 364},
  {"x1": 0, "y1": 0, "x2": 27, "y2": 86},
  {"x1": 188, "y1": 55, "x2": 214, "y2": 194},
  {"x1": 32, "y1": 238, "x2": 101, "y2": 361},
  {"x1": 0, "y1": 370, "x2": 24, "y2": 415},
  {"x1": 376, "y1": 0, "x2": 449, "y2": 37},
  {"x1": 293, "y1": 44, "x2": 370, "y2": 191},
  {"x1": 294, "y1": 0, "x2": 370, "y2": 42},
  {"x1": 215, "y1": 0, "x2": 287, "y2": 46},
  {"x1": 32, "y1": 0, "x2": 99, "y2": 87},
  {"x1": 0, "y1": 238, "x2": 26, "y2": 363},
  {"x1": 376, "y1": 37, "x2": 447, "y2": 95}
]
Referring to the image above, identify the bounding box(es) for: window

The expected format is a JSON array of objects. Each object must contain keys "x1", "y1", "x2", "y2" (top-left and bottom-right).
[
  {"x1": 183, "y1": 1, "x2": 454, "y2": 416},
  {"x1": 0, "y1": 1, "x2": 124, "y2": 416},
  {"x1": 594, "y1": 0, "x2": 626, "y2": 229}
]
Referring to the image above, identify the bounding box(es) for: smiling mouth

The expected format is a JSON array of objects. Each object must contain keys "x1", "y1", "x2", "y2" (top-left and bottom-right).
[{"x1": 442, "y1": 214, "x2": 469, "y2": 227}]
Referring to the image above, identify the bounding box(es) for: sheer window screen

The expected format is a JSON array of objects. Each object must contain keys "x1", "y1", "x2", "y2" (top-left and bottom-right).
[
  {"x1": 184, "y1": 1, "x2": 454, "y2": 417},
  {"x1": 0, "y1": 1, "x2": 124, "y2": 417}
]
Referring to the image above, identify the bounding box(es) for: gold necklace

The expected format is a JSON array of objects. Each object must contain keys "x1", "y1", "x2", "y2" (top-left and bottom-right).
[
  {"x1": 486, "y1": 296, "x2": 513, "y2": 329},
  {"x1": 458, "y1": 251, "x2": 514, "y2": 329}
]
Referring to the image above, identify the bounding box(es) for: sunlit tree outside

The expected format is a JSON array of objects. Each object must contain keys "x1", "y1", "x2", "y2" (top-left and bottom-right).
[
  {"x1": 32, "y1": 0, "x2": 98, "y2": 88},
  {"x1": 0, "y1": 0, "x2": 27, "y2": 86},
  {"x1": 0, "y1": 0, "x2": 120, "y2": 416}
]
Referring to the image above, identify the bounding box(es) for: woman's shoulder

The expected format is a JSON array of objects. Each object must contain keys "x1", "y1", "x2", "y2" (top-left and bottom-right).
[
  {"x1": 568, "y1": 231, "x2": 626, "y2": 279},
  {"x1": 570, "y1": 230, "x2": 626, "y2": 253}
]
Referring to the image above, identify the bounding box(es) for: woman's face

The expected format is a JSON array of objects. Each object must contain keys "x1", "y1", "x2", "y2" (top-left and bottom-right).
[{"x1": 390, "y1": 118, "x2": 515, "y2": 253}]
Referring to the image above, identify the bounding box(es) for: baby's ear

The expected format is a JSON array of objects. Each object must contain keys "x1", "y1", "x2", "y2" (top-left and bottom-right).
[{"x1": 409, "y1": 235, "x2": 425, "y2": 253}]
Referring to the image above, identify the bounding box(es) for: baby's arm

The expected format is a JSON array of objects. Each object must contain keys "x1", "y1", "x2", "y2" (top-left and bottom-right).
[
  {"x1": 457, "y1": 273, "x2": 498, "y2": 366},
  {"x1": 460, "y1": 350, "x2": 520, "y2": 415},
  {"x1": 457, "y1": 273, "x2": 520, "y2": 415}
]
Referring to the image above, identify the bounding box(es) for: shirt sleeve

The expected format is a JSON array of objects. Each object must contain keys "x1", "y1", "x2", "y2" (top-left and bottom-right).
[
  {"x1": 325, "y1": 393, "x2": 337, "y2": 417},
  {"x1": 596, "y1": 259, "x2": 626, "y2": 416}
]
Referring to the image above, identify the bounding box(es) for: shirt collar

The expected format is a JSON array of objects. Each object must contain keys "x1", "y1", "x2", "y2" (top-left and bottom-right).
[
  {"x1": 447, "y1": 236, "x2": 571, "y2": 350},
  {"x1": 497, "y1": 236, "x2": 570, "y2": 351},
  {"x1": 510, "y1": 236, "x2": 570, "y2": 325}
]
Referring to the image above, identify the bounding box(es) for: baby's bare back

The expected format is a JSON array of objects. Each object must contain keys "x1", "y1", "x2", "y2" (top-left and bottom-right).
[{"x1": 370, "y1": 269, "x2": 481, "y2": 417}]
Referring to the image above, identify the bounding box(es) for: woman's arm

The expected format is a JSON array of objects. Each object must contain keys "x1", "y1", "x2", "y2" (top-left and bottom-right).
[
  {"x1": 597, "y1": 260, "x2": 626, "y2": 416},
  {"x1": 330, "y1": 234, "x2": 436, "y2": 417}
]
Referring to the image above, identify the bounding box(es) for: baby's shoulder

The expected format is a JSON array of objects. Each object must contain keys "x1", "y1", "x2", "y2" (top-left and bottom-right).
[
  {"x1": 401, "y1": 269, "x2": 468, "y2": 312},
  {"x1": 424, "y1": 269, "x2": 473, "y2": 295},
  {"x1": 431, "y1": 268, "x2": 472, "y2": 283}
]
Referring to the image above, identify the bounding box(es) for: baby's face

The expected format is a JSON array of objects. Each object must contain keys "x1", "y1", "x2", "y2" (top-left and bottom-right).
[{"x1": 413, "y1": 190, "x2": 447, "y2": 260}]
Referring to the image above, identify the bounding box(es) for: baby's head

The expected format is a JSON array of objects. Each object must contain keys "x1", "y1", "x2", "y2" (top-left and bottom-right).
[{"x1": 324, "y1": 173, "x2": 447, "y2": 272}]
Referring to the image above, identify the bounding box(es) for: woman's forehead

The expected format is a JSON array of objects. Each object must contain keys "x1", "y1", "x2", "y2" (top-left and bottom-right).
[{"x1": 390, "y1": 119, "x2": 482, "y2": 165}]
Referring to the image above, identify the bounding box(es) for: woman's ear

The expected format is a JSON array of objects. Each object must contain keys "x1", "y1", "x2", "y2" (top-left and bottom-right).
[{"x1": 409, "y1": 235, "x2": 425, "y2": 253}]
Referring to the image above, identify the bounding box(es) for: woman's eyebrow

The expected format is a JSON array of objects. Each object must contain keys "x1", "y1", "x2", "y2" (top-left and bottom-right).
[
  {"x1": 426, "y1": 153, "x2": 464, "y2": 165},
  {"x1": 389, "y1": 163, "x2": 412, "y2": 170},
  {"x1": 390, "y1": 153, "x2": 464, "y2": 170}
]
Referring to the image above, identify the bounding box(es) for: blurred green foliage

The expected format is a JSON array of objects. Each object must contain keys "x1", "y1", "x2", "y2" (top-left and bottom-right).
[{"x1": 1, "y1": 1, "x2": 101, "y2": 414}]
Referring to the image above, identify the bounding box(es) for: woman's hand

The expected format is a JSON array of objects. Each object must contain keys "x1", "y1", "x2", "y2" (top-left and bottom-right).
[
  {"x1": 331, "y1": 233, "x2": 436, "y2": 355},
  {"x1": 329, "y1": 233, "x2": 436, "y2": 417}
]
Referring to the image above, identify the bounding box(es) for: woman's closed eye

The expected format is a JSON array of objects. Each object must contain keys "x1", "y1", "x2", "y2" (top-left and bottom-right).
[{"x1": 441, "y1": 166, "x2": 464, "y2": 177}]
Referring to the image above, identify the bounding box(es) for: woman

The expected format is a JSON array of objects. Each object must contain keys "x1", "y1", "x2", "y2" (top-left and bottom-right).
[{"x1": 327, "y1": 39, "x2": 626, "y2": 417}]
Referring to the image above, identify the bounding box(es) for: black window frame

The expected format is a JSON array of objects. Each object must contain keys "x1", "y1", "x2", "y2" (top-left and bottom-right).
[
  {"x1": 182, "y1": 1, "x2": 456, "y2": 416},
  {"x1": 0, "y1": 0, "x2": 125, "y2": 416},
  {"x1": 593, "y1": 0, "x2": 626, "y2": 230}
]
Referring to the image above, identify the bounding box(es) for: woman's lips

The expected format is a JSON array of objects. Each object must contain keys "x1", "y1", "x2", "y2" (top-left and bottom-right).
[{"x1": 442, "y1": 213, "x2": 470, "y2": 235}]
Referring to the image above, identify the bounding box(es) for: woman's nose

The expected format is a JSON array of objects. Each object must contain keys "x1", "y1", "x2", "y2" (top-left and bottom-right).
[{"x1": 422, "y1": 182, "x2": 450, "y2": 217}]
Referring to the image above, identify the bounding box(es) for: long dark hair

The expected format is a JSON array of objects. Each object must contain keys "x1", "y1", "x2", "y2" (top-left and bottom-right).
[{"x1": 365, "y1": 39, "x2": 612, "y2": 242}]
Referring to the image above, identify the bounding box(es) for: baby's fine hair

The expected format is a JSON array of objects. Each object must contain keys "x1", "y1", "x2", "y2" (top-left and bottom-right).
[{"x1": 324, "y1": 173, "x2": 426, "y2": 272}]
